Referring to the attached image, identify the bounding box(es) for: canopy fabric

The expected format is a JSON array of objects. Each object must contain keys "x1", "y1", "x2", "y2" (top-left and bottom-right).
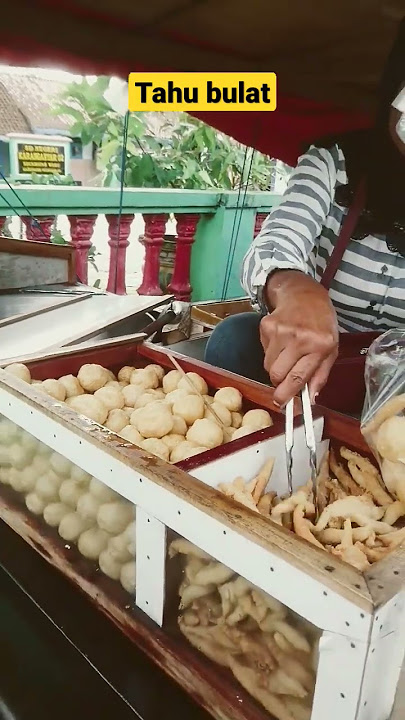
[{"x1": 0, "y1": 1, "x2": 404, "y2": 163}]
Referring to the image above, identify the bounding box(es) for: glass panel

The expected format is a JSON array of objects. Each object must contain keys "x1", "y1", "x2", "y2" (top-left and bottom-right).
[
  {"x1": 0, "y1": 414, "x2": 136, "y2": 598},
  {"x1": 168, "y1": 536, "x2": 320, "y2": 720}
]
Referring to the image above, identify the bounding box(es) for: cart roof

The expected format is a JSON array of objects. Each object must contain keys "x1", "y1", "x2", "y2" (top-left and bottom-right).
[{"x1": 0, "y1": 1, "x2": 403, "y2": 163}]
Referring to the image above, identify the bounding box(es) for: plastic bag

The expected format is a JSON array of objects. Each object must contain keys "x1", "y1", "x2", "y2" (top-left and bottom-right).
[{"x1": 361, "y1": 329, "x2": 405, "y2": 502}]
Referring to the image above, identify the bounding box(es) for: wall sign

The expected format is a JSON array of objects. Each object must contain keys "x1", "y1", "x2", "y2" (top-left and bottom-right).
[{"x1": 17, "y1": 143, "x2": 66, "y2": 175}]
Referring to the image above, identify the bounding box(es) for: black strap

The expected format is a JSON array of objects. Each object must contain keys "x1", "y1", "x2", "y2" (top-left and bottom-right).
[{"x1": 320, "y1": 180, "x2": 366, "y2": 290}]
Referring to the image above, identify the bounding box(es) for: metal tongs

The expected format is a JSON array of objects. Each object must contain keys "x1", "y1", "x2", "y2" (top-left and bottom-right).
[{"x1": 285, "y1": 384, "x2": 318, "y2": 517}]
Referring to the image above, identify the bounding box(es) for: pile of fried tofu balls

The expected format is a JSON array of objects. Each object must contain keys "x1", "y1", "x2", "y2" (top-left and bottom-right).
[{"x1": 3, "y1": 362, "x2": 273, "y2": 463}]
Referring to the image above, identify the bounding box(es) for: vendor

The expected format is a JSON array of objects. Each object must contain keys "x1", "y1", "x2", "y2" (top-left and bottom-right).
[{"x1": 205, "y1": 20, "x2": 405, "y2": 408}]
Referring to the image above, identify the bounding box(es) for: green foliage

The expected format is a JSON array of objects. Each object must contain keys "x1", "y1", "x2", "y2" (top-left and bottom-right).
[
  {"x1": 50, "y1": 227, "x2": 101, "y2": 277},
  {"x1": 16, "y1": 173, "x2": 77, "y2": 186},
  {"x1": 54, "y1": 77, "x2": 273, "y2": 190}
]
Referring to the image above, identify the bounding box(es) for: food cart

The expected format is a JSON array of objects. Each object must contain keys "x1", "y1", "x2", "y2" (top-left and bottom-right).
[{"x1": 0, "y1": 3, "x2": 403, "y2": 720}]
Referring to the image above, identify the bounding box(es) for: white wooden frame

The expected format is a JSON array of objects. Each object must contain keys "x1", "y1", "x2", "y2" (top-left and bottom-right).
[{"x1": 0, "y1": 380, "x2": 403, "y2": 720}]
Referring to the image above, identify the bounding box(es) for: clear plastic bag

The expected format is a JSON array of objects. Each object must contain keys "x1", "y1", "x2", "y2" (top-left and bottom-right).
[{"x1": 361, "y1": 329, "x2": 405, "y2": 502}]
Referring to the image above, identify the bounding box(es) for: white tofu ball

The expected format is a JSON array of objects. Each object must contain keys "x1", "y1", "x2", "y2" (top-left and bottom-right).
[
  {"x1": 123, "y1": 521, "x2": 136, "y2": 557},
  {"x1": 164, "y1": 389, "x2": 189, "y2": 408},
  {"x1": 0, "y1": 468, "x2": 10, "y2": 484},
  {"x1": 104, "y1": 381, "x2": 122, "y2": 391},
  {"x1": 89, "y1": 477, "x2": 119, "y2": 503},
  {"x1": 203, "y1": 395, "x2": 214, "y2": 405},
  {"x1": 97, "y1": 502, "x2": 134, "y2": 535},
  {"x1": 172, "y1": 415, "x2": 187, "y2": 436},
  {"x1": 36, "y1": 442, "x2": 52, "y2": 457},
  {"x1": 19, "y1": 431, "x2": 39, "y2": 453},
  {"x1": 186, "y1": 418, "x2": 223, "y2": 449},
  {"x1": 119, "y1": 425, "x2": 143, "y2": 445},
  {"x1": 204, "y1": 401, "x2": 232, "y2": 427},
  {"x1": 118, "y1": 366, "x2": 136, "y2": 384},
  {"x1": 58, "y1": 512, "x2": 92, "y2": 542},
  {"x1": 161, "y1": 433, "x2": 185, "y2": 452},
  {"x1": 77, "y1": 364, "x2": 110, "y2": 392},
  {"x1": 40, "y1": 379, "x2": 66, "y2": 402},
  {"x1": 145, "y1": 364, "x2": 165, "y2": 382},
  {"x1": 231, "y1": 412, "x2": 243, "y2": 429},
  {"x1": 122, "y1": 385, "x2": 144, "y2": 408},
  {"x1": 162, "y1": 370, "x2": 182, "y2": 394},
  {"x1": 19, "y1": 466, "x2": 40, "y2": 492},
  {"x1": 0, "y1": 447, "x2": 10, "y2": 465},
  {"x1": 98, "y1": 549, "x2": 122, "y2": 580},
  {"x1": 4, "y1": 363, "x2": 31, "y2": 383},
  {"x1": 120, "y1": 561, "x2": 136, "y2": 593},
  {"x1": 0, "y1": 419, "x2": 19, "y2": 445},
  {"x1": 130, "y1": 367, "x2": 159, "y2": 390},
  {"x1": 49, "y1": 452, "x2": 72, "y2": 478},
  {"x1": 78, "y1": 527, "x2": 110, "y2": 560},
  {"x1": 178, "y1": 372, "x2": 208, "y2": 396},
  {"x1": 8, "y1": 444, "x2": 31, "y2": 470},
  {"x1": 170, "y1": 441, "x2": 207, "y2": 463},
  {"x1": 376, "y1": 416, "x2": 405, "y2": 463},
  {"x1": 242, "y1": 409, "x2": 273, "y2": 431},
  {"x1": 32, "y1": 455, "x2": 51, "y2": 475},
  {"x1": 58, "y1": 374, "x2": 84, "y2": 398},
  {"x1": 25, "y1": 492, "x2": 46, "y2": 515},
  {"x1": 223, "y1": 427, "x2": 236, "y2": 443},
  {"x1": 43, "y1": 502, "x2": 70, "y2": 528},
  {"x1": 134, "y1": 390, "x2": 165, "y2": 409},
  {"x1": 123, "y1": 406, "x2": 134, "y2": 414},
  {"x1": 36, "y1": 471, "x2": 63, "y2": 501},
  {"x1": 9, "y1": 469, "x2": 26, "y2": 493},
  {"x1": 214, "y1": 387, "x2": 243, "y2": 412},
  {"x1": 66, "y1": 395, "x2": 108, "y2": 425},
  {"x1": 131, "y1": 403, "x2": 173, "y2": 439},
  {"x1": 141, "y1": 438, "x2": 170, "y2": 461},
  {"x1": 107, "y1": 533, "x2": 132, "y2": 563},
  {"x1": 105, "y1": 409, "x2": 130, "y2": 434},
  {"x1": 70, "y1": 466, "x2": 91, "y2": 485},
  {"x1": 172, "y1": 395, "x2": 204, "y2": 426},
  {"x1": 76, "y1": 492, "x2": 103, "y2": 521},
  {"x1": 59, "y1": 479, "x2": 86, "y2": 509},
  {"x1": 94, "y1": 386, "x2": 125, "y2": 411},
  {"x1": 232, "y1": 426, "x2": 255, "y2": 440}
]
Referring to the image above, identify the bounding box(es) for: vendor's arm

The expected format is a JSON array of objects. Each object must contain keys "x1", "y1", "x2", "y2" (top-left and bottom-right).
[{"x1": 241, "y1": 146, "x2": 340, "y2": 406}]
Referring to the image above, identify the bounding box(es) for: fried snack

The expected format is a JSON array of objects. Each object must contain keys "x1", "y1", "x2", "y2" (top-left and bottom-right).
[
  {"x1": 361, "y1": 393, "x2": 405, "y2": 436},
  {"x1": 218, "y1": 576, "x2": 252, "y2": 617},
  {"x1": 179, "y1": 621, "x2": 230, "y2": 667},
  {"x1": 257, "y1": 491, "x2": 276, "y2": 515},
  {"x1": 284, "y1": 698, "x2": 312, "y2": 720},
  {"x1": 314, "y1": 496, "x2": 383, "y2": 532},
  {"x1": 379, "y1": 526, "x2": 405, "y2": 549},
  {"x1": 316, "y1": 451, "x2": 330, "y2": 513},
  {"x1": 193, "y1": 561, "x2": 234, "y2": 587},
  {"x1": 293, "y1": 505, "x2": 324, "y2": 549},
  {"x1": 316, "y1": 526, "x2": 373, "y2": 545},
  {"x1": 229, "y1": 656, "x2": 297, "y2": 720},
  {"x1": 266, "y1": 669, "x2": 307, "y2": 699},
  {"x1": 329, "y1": 450, "x2": 363, "y2": 496},
  {"x1": 340, "y1": 447, "x2": 393, "y2": 506},
  {"x1": 270, "y1": 485, "x2": 313, "y2": 525},
  {"x1": 250, "y1": 458, "x2": 275, "y2": 503},
  {"x1": 169, "y1": 539, "x2": 212, "y2": 560},
  {"x1": 383, "y1": 500, "x2": 405, "y2": 526},
  {"x1": 180, "y1": 583, "x2": 218, "y2": 609}
]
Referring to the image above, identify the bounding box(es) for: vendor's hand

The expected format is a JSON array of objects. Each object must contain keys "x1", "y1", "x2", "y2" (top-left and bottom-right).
[{"x1": 261, "y1": 270, "x2": 339, "y2": 407}]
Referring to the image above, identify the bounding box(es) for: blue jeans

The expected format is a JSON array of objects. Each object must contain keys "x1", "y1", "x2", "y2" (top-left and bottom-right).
[{"x1": 204, "y1": 312, "x2": 269, "y2": 384}]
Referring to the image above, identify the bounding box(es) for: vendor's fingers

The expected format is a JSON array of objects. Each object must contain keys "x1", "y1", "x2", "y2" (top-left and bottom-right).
[
  {"x1": 308, "y1": 352, "x2": 338, "y2": 403},
  {"x1": 272, "y1": 354, "x2": 321, "y2": 407}
]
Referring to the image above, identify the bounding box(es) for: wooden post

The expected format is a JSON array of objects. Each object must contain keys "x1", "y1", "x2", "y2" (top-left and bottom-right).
[
  {"x1": 106, "y1": 214, "x2": 134, "y2": 295},
  {"x1": 167, "y1": 214, "x2": 200, "y2": 301},
  {"x1": 22, "y1": 216, "x2": 54, "y2": 242},
  {"x1": 253, "y1": 212, "x2": 268, "y2": 237},
  {"x1": 137, "y1": 214, "x2": 167, "y2": 296},
  {"x1": 69, "y1": 215, "x2": 97, "y2": 284}
]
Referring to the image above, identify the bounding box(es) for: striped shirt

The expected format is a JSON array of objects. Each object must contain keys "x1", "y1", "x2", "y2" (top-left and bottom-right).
[{"x1": 241, "y1": 145, "x2": 405, "y2": 332}]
